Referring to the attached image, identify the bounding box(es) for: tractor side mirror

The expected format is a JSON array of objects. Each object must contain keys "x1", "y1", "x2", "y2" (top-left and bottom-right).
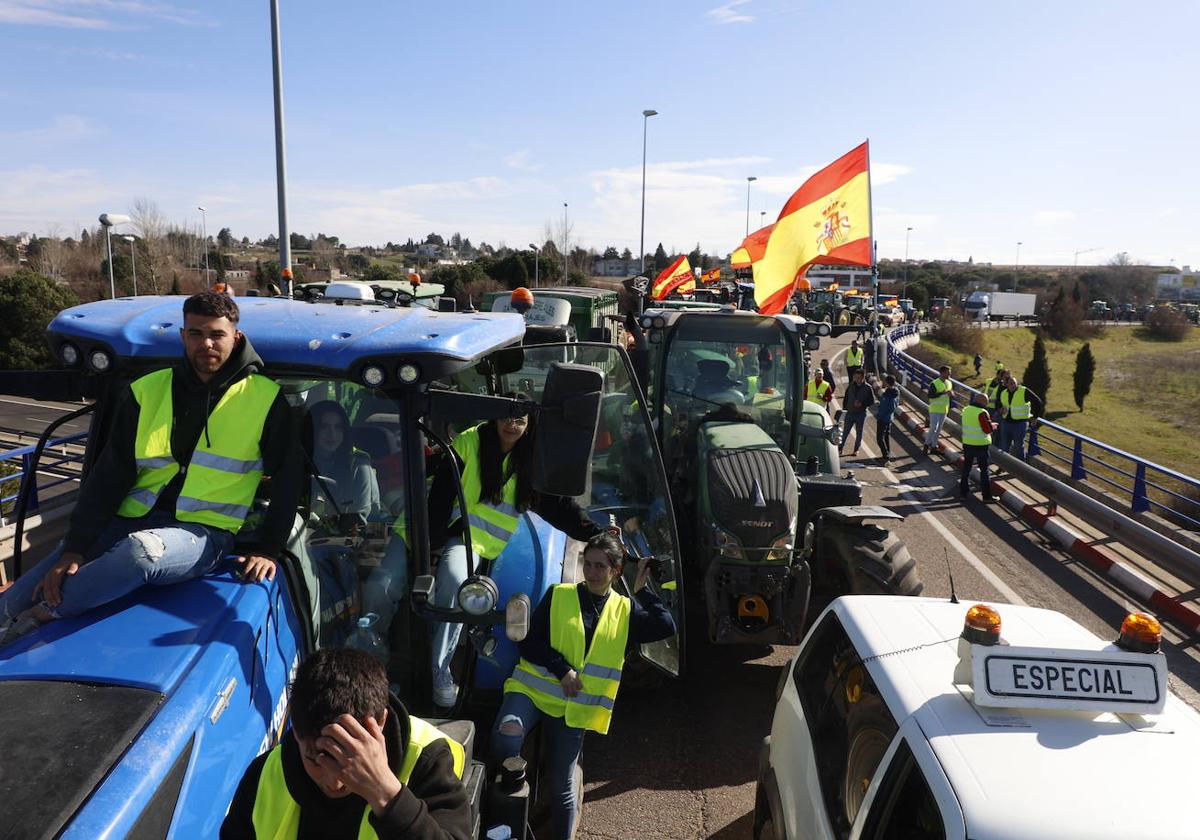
[{"x1": 534, "y1": 363, "x2": 603, "y2": 497}]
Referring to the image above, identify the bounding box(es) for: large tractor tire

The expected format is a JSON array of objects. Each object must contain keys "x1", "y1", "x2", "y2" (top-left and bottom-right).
[{"x1": 814, "y1": 520, "x2": 923, "y2": 606}]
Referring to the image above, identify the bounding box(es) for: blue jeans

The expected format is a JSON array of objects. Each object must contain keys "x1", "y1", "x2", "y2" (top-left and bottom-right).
[
  {"x1": 362, "y1": 534, "x2": 409, "y2": 639},
  {"x1": 1001, "y1": 419, "x2": 1028, "y2": 460},
  {"x1": 490, "y1": 690, "x2": 586, "y2": 840},
  {"x1": 840, "y1": 412, "x2": 867, "y2": 452},
  {"x1": 430, "y1": 537, "x2": 475, "y2": 691},
  {"x1": 0, "y1": 510, "x2": 233, "y2": 623}
]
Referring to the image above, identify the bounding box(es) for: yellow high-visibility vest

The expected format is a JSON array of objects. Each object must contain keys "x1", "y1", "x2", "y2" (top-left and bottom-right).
[
  {"x1": 1000, "y1": 386, "x2": 1031, "y2": 420},
  {"x1": 847, "y1": 347, "x2": 864, "y2": 367},
  {"x1": 929, "y1": 378, "x2": 951, "y2": 415},
  {"x1": 806, "y1": 380, "x2": 831, "y2": 402},
  {"x1": 448, "y1": 424, "x2": 521, "y2": 560},
  {"x1": 250, "y1": 716, "x2": 465, "y2": 839},
  {"x1": 117, "y1": 368, "x2": 278, "y2": 532},
  {"x1": 961, "y1": 405, "x2": 993, "y2": 446},
  {"x1": 505, "y1": 583, "x2": 631, "y2": 735}
]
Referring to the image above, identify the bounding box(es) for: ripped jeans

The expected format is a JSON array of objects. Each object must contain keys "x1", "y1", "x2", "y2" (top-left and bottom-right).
[
  {"x1": 490, "y1": 690, "x2": 586, "y2": 840},
  {"x1": 0, "y1": 510, "x2": 233, "y2": 623}
]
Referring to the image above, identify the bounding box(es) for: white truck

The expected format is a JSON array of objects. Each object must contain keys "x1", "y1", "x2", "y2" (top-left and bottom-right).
[{"x1": 963, "y1": 291, "x2": 1037, "y2": 322}]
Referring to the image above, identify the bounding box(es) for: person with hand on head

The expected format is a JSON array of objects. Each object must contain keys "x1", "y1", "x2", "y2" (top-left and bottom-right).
[
  {"x1": 491, "y1": 532, "x2": 676, "y2": 840},
  {"x1": 221, "y1": 647, "x2": 472, "y2": 840},
  {"x1": 424, "y1": 396, "x2": 603, "y2": 710},
  {"x1": 0, "y1": 292, "x2": 301, "y2": 646}
]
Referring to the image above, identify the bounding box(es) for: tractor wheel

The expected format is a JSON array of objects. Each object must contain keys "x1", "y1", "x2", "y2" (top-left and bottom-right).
[
  {"x1": 814, "y1": 519, "x2": 923, "y2": 605},
  {"x1": 837, "y1": 309, "x2": 851, "y2": 326}
]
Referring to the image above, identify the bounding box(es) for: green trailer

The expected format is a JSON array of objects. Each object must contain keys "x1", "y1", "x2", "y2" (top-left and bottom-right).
[{"x1": 484, "y1": 286, "x2": 624, "y2": 343}]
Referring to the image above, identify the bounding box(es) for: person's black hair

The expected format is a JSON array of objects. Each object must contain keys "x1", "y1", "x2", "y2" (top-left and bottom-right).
[
  {"x1": 884, "y1": 374, "x2": 896, "y2": 386},
  {"x1": 290, "y1": 648, "x2": 388, "y2": 739},
  {"x1": 183, "y1": 290, "x2": 240, "y2": 324},
  {"x1": 309, "y1": 400, "x2": 354, "y2": 483},
  {"x1": 477, "y1": 391, "x2": 536, "y2": 512},
  {"x1": 584, "y1": 530, "x2": 624, "y2": 569}
]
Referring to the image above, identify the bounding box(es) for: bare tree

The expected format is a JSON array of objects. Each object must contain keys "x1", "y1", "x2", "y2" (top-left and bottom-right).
[
  {"x1": 33, "y1": 226, "x2": 68, "y2": 281},
  {"x1": 130, "y1": 197, "x2": 168, "y2": 293}
]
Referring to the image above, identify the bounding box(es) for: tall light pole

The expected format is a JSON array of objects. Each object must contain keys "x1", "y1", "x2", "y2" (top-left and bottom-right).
[
  {"x1": 269, "y1": 0, "x2": 293, "y2": 294},
  {"x1": 562, "y1": 203, "x2": 569, "y2": 284},
  {"x1": 528, "y1": 243, "x2": 540, "y2": 286},
  {"x1": 1014, "y1": 241, "x2": 1022, "y2": 292},
  {"x1": 198, "y1": 205, "x2": 209, "y2": 284},
  {"x1": 98, "y1": 213, "x2": 129, "y2": 299},
  {"x1": 123, "y1": 235, "x2": 138, "y2": 296},
  {"x1": 745, "y1": 176, "x2": 757, "y2": 237},
  {"x1": 639, "y1": 109, "x2": 657, "y2": 274},
  {"x1": 903, "y1": 226, "x2": 913, "y2": 297}
]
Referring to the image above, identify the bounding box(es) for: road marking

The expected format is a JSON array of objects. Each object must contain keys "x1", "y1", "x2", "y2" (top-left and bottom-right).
[{"x1": 0, "y1": 396, "x2": 78, "y2": 411}]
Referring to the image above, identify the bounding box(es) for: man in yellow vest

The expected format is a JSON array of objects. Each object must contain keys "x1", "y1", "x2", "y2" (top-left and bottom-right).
[
  {"x1": 997, "y1": 374, "x2": 1040, "y2": 461},
  {"x1": 959, "y1": 391, "x2": 997, "y2": 502},
  {"x1": 845, "y1": 340, "x2": 865, "y2": 379},
  {"x1": 804, "y1": 368, "x2": 834, "y2": 410},
  {"x1": 922, "y1": 365, "x2": 953, "y2": 455},
  {"x1": 491, "y1": 532, "x2": 676, "y2": 839},
  {"x1": 0, "y1": 292, "x2": 301, "y2": 646},
  {"x1": 983, "y1": 362, "x2": 1006, "y2": 422},
  {"x1": 222, "y1": 647, "x2": 472, "y2": 838}
]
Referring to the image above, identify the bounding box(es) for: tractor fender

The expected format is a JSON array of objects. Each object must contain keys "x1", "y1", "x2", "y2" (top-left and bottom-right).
[{"x1": 811, "y1": 504, "x2": 904, "y2": 526}]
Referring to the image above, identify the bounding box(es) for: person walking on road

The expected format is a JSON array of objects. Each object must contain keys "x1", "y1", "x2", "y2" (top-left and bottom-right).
[
  {"x1": 804, "y1": 368, "x2": 834, "y2": 410},
  {"x1": 875, "y1": 374, "x2": 899, "y2": 463},
  {"x1": 845, "y1": 340, "x2": 865, "y2": 380},
  {"x1": 960, "y1": 391, "x2": 997, "y2": 502},
  {"x1": 997, "y1": 375, "x2": 1040, "y2": 461},
  {"x1": 922, "y1": 365, "x2": 952, "y2": 455},
  {"x1": 820, "y1": 358, "x2": 837, "y2": 392},
  {"x1": 839, "y1": 369, "x2": 875, "y2": 457}
]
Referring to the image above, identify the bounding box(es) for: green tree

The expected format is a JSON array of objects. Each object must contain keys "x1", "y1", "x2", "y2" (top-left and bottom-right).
[
  {"x1": 170, "y1": 272, "x2": 182, "y2": 295},
  {"x1": 1073, "y1": 342, "x2": 1095, "y2": 411},
  {"x1": 602, "y1": 245, "x2": 619, "y2": 260},
  {"x1": 217, "y1": 227, "x2": 234, "y2": 249},
  {"x1": 1022, "y1": 335, "x2": 1051, "y2": 419},
  {"x1": 424, "y1": 232, "x2": 444, "y2": 247},
  {"x1": 620, "y1": 247, "x2": 632, "y2": 262},
  {"x1": 254, "y1": 259, "x2": 265, "y2": 289},
  {"x1": 653, "y1": 243, "x2": 669, "y2": 273},
  {"x1": 0, "y1": 269, "x2": 80, "y2": 369}
]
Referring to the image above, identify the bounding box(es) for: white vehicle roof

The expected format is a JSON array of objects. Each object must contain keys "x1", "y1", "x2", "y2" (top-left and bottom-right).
[{"x1": 830, "y1": 596, "x2": 1200, "y2": 840}]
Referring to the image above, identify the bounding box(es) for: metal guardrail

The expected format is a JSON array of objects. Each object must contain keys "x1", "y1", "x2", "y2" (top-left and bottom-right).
[
  {"x1": 885, "y1": 324, "x2": 1200, "y2": 532},
  {"x1": 0, "y1": 431, "x2": 88, "y2": 526}
]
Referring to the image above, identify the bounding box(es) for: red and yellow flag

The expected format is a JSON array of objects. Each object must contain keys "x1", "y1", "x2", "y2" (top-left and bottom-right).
[
  {"x1": 730, "y1": 224, "x2": 774, "y2": 269},
  {"x1": 753, "y1": 142, "x2": 872, "y2": 314},
  {"x1": 699, "y1": 267, "x2": 722, "y2": 285},
  {"x1": 651, "y1": 255, "x2": 694, "y2": 299}
]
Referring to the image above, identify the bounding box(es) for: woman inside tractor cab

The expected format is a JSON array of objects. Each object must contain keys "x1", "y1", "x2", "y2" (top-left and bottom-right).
[
  {"x1": 308, "y1": 400, "x2": 376, "y2": 529},
  {"x1": 423, "y1": 394, "x2": 603, "y2": 709}
]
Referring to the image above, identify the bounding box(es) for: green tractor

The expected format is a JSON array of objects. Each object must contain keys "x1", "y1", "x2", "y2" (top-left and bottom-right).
[{"x1": 634, "y1": 307, "x2": 921, "y2": 645}]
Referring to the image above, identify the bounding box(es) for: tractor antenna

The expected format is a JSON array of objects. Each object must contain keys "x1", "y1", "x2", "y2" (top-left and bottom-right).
[{"x1": 945, "y1": 547, "x2": 958, "y2": 604}]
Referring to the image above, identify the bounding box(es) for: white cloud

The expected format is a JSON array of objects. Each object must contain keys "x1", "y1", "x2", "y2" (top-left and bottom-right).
[
  {"x1": 504, "y1": 149, "x2": 540, "y2": 171},
  {"x1": 0, "y1": 114, "x2": 100, "y2": 144},
  {"x1": 1032, "y1": 209, "x2": 1075, "y2": 225},
  {"x1": 0, "y1": 0, "x2": 210, "y2": 29},
  {"x1": 0, "y1": 165, "x2": 120, "y2": 231},
  {"x1": 706, "y1": 0, "x2": 755, "y2": 24}
]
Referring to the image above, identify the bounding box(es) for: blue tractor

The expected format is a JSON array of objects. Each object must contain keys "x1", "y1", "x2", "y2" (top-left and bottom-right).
[{"x1": 0, "y1": 285, "x2": 683, "y2": 838}]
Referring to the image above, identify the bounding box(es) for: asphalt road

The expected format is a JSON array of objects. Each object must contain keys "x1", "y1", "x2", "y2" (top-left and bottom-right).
[
  {"x1": 575, "y1": 329, "x2": 1200, "y2": 840},
  {"x1": 0, "y1": 394, "x2": 92, "y2": 441}
]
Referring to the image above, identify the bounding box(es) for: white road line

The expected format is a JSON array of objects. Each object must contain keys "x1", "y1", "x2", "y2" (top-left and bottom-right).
[{"x1": 0, "y1": 396, "x2": 78, "y2": 411}]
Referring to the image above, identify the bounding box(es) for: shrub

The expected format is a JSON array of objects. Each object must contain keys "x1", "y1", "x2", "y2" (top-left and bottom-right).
[
  {"x1": 1142, "y1": 307, "x2": 1192, "y2": 341},
  {"x1": 1022, "y1": 335, "x2": 1051, "y2": 418},
  {"x1": 930, "y1": 316, "x2": 983, "y2": 356},
  {"x1": 1073, "y1": 342, "x2": 1095, "y2": 411}
]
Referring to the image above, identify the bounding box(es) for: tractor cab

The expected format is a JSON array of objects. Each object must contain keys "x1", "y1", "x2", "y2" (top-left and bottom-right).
[{"x1": 0, "y1": 292, "x2": 682, "y2": 837}]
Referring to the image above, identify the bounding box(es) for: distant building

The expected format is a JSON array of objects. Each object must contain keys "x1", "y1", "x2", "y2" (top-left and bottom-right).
[
  {"x1": 416, "y1": 243, "x2": 441, "y2": 258},
  {"x1": 807, "y1": 263, "x2": 873, "y2": 290},
  {"x1": 1156, "y1": 267, "x2": 1199, "y2": 301},
  {"x1": 305, "y1": 267, "x2": 344, "y2": 283},
  {"x1": 591, "y1": 257, "x2": 637, "y2": 277}
]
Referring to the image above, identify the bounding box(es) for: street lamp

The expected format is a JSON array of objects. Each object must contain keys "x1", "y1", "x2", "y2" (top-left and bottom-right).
[
  {"x1": 639, "y1": 109, "x2": 657, "y2": 274},
  {"x1": 270, "y1": 0, "x2": 293, "y2": 294},
  {"x1": 198, "y1": 205, "x2": 209, "y2": 285},
  {"x1": 98, "y1": 212, "x2": 130, "y2": 299},
  {"x1": 123, "y1": 235, "x2": 138, "y2": 296},
  {"x1": 745, "y1": 176, "x2": 757, "y2": 237},
  {"x1": 903, "y1": 226, "x2": 913, "y2": 297},
  {"x1": 562, "y1": 203, "x2": 569, "y2": 284},
  {"x1": 1014, "y1": 241, "x2": 1022, "y2": 292},
  {"x1": 529, "y1": 243, "x2": 540, "y2": 286}
]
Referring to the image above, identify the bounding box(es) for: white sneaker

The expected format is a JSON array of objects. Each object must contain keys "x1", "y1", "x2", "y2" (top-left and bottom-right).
[{"x1": 433, "y1": 681, "x2": 459, "y2": 710}]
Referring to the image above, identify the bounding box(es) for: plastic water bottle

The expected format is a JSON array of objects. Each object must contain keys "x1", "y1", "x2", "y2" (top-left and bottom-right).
[{"x1": 346, "y1": 613, "x2": 388, "y2": 664}]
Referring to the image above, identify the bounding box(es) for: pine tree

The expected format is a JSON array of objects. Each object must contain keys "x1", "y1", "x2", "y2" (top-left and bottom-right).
[
  {"x1": 1073, "y1": 342, "x2": 1096, "y2": 411},
  {"x1": 1022, "y1": 335, "x2": 1051, "y2": 418},
  {"x1": 170, "y1": 273, "x2": 181, "y2": 295}
]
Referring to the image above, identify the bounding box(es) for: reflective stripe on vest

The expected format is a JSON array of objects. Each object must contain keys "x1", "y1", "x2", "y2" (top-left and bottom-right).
[
  {"x1": 847, "y1": 348, "x2": 864, "y2": 367},
  {"x1": 929, "y1": 378, "x2": 951, "y2": 414},
  {"x1": 449, "y1": 425, "x2": 520, "y2": 560},
  {"x1": 504, "y1": 583, "x2": 631, "y2": 735},
  {"x1": 1001, "y1": 386, "x2": 1031, "y2": 420},
  {"x1": 249, "y1": 717, "x2": 466, "y2": 839},
  {"x1": 961, "y1": 406, "x2": 992, "y2": 446},
  {"x1": 806, "y1": 380, "x2": 831, "y2": 402},
  {"x1": 117, "y1": 368, "x2": 279, "y2": 532}
]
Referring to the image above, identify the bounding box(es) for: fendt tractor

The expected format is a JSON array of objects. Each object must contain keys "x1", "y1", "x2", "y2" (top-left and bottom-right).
[
  {"x1": 632, "y1": 305, "x2": 922, "y2": 646},
  {"x1": 0, "y1": 283, "x2": 684, "y2": 838}
]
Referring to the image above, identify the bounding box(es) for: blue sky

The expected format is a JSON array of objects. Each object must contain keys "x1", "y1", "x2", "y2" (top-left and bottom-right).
[{"x1": 2, "y1": 0, "x2": 1197, "y2": 268}]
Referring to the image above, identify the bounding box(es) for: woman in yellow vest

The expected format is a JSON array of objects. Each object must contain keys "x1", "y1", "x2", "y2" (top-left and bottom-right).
[
  {"x1": 491, "y1": 532, "x2": 676, "y2": 840},
  {"x1": 427, "y1": 396, "x2": 603, "y2": 709},
  {"x1": 221, "y1": 647, "x2": 473, "y2": 838}
]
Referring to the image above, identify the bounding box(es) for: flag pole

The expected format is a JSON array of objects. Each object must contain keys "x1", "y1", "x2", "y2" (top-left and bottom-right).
[{"x1": 865, "y1": 139, "x2": 879, "y2": 343}]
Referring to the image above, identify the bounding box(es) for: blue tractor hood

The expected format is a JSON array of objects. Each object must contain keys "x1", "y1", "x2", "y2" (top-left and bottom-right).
[{"x1": 47, "y1": 295, "x2": 526, "y2": 383}]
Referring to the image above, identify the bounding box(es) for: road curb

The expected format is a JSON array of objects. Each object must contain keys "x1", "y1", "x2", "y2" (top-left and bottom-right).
[{"x1": 892, "y1": 406, "x2": 1200, "y2": 633}]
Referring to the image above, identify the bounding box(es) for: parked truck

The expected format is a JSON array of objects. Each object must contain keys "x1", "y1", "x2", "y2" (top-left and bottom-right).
[{"x1": 964, "y1": 291, "x2": 1037, "y2": 322}]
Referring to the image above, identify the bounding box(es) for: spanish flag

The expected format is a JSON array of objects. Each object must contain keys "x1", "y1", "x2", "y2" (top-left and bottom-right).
[
  {"x1": 651, "y1": 255, "x2": 694, "y2": 299},
  {"x1": 753, "y1": 142, "x2": 871, "y2": 314},
  {"x1": 731, "y1": 224, "x2": 775, "y2": 269},
  {"x1": 699, "y1": 267, "x2": 722, "y2": 285}
]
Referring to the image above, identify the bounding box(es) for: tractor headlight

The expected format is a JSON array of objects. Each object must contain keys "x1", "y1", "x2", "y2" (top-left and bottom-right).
[
  {"x1": 713, "y1": 528, "x2": 745, "y2": 561},
  {"x1": 361, "y1": 364, "x2": 386, "y2": 387},
  {"x1": 826, "y1": 425, "x2": 842, "y2": 446},
  {"x1": 765, "y1": 535, "x2": 794, "y2": 561},
  {"x1": 457, "y1": 575, "x2": 499, "y2": 616},
  {"x1": 88, "y1": 349, "x2": 112, "y2": 372},
  {"x1": 397, "y1": 362, "x2": 420, "y2": 384},
  {"x1": 60, "y1": 343, "x2": 80, "y2": 366}
]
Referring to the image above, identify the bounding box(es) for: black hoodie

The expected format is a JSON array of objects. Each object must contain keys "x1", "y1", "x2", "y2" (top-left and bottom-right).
[
  {"x1": 63, "y1": 335, "x2": 302, "y2": 559},
  {"x1": 220, "y1": 696, "x2": 473, "y2": 840}
]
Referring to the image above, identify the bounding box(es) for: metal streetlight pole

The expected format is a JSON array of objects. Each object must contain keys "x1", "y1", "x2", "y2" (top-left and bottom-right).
[
  {"x1": 98, "y1": 213, "x2": 129, "y2": 299},
  {"x1": 198, "y1": 206, "x2": 209, "y2": 284},
  {"x1": 745, "y1": 176, "x2": 757, "y2": 237},
  {"x1": 124, "y1": 235, "x2": 138, "y2": 296},
  {"x1": 529, "y1": 243, "x2": 540, "y2": 286},
  {"x1": 639, "y1": 109, "x2": 657, "y2": 275},
  {"x1": 270, "y1": 0, "x2": 293, "y2": 294},
  {"x1": 1014, "y1": 241, "x2": 1022, "y2": 292},
  {"x1": 903, "y1": 226, "x2": 913, "y2": 297},
  {"x1": 562, "y1": 203, "x2": 569, "y2": 284}
]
